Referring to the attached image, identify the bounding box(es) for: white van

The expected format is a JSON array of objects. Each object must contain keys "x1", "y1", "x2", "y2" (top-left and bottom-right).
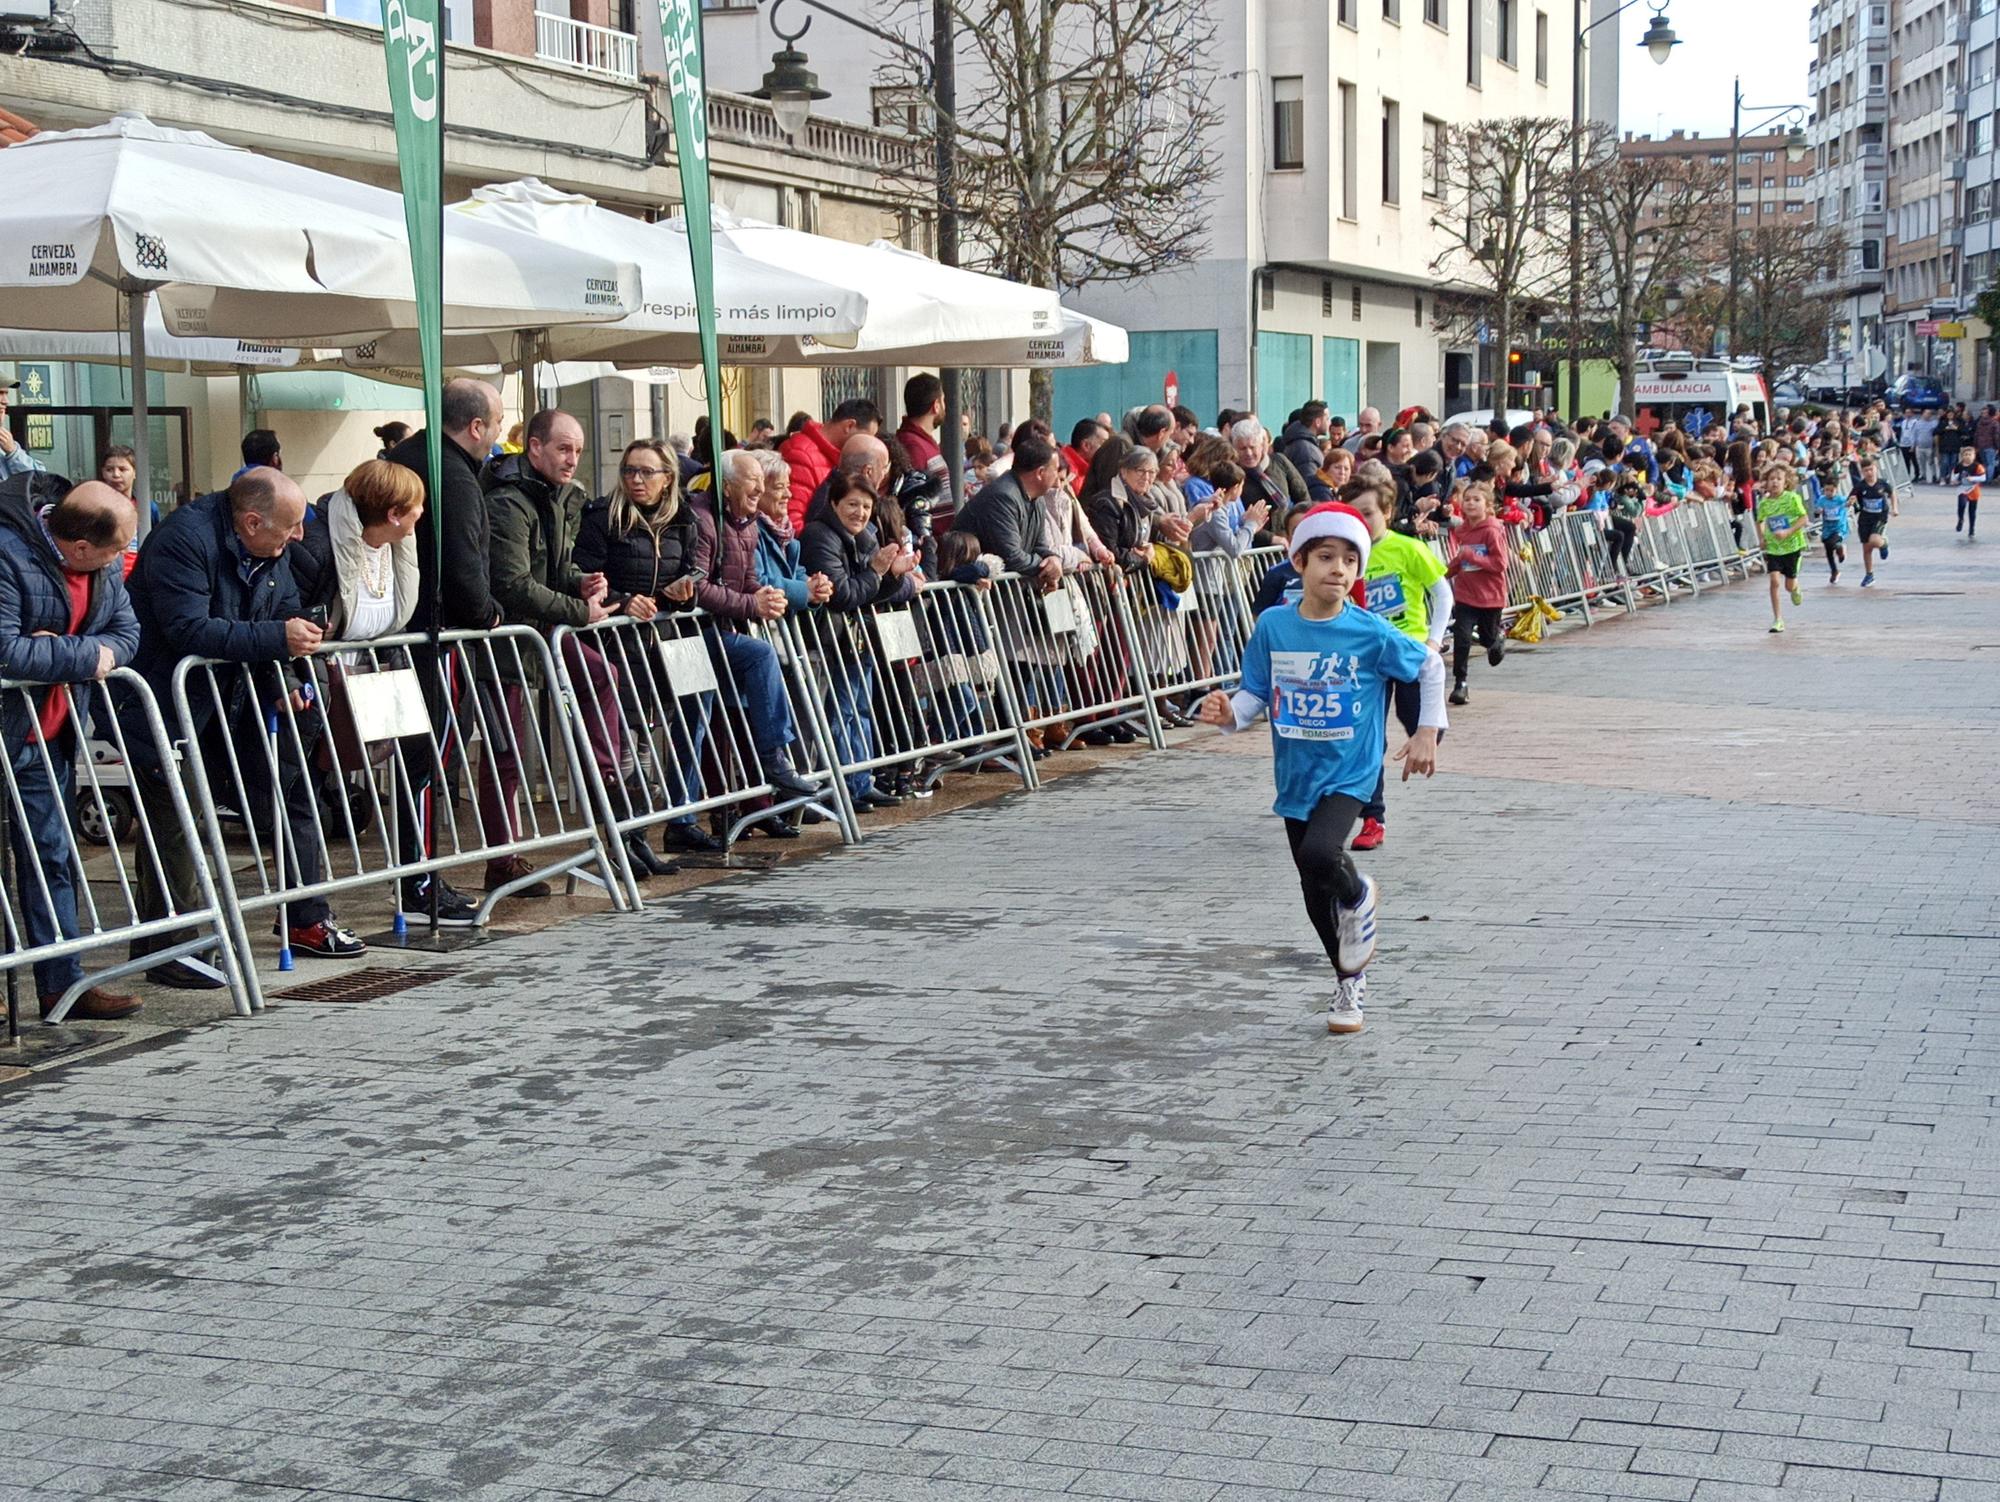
[{"x1": 1616, "y1": 355, "x2": 1773, "y2": 439}]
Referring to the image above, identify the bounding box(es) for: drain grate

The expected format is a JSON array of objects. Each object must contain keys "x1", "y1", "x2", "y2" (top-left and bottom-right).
[{"x1": 271, "y1": 967, "x2": 450, "y2": 1005}]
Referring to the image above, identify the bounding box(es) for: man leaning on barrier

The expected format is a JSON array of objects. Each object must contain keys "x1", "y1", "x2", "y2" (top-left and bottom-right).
[
  {"x1": 482, "y1": 408, "x2": 631, "y2": 896},
  {"x1": 382, "y1": 377, "x2": 505, "y2": 926},
  {"x1": 0, "y1": 477, "x2": 143, "y2": 1020},
  {"x1": 123, "y1": 467, "x2": 366, "y2": 987},
  {"x1": 952, "y1": 431, "x2": 1065, "y2": 593}
]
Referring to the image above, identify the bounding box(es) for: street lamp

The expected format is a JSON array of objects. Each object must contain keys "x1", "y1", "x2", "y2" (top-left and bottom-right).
[
  {"x1": 750, "y1": 21, "x2": 829, "y2": 141},
  {"x1": 1569, "y1": 2, "x2": 1681, "y2": 419},
  {"x1": 751, "y1": 0, "x2": 969, "y2": 504},
  {"x1": 1724, "y1": 80, "x2": 1810, "y2": 362}
]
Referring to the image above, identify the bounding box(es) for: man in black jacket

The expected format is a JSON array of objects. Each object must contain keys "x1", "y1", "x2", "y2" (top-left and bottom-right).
[
  {"x1": 383, "y1": 377, "x2": 502, "y2": 924},
  {"x1": 123, "y1": 468, "x2": 366, "y2": 983},
  {"x1": 952, "y1": 432, "x2": 1063, "y2": 590}
]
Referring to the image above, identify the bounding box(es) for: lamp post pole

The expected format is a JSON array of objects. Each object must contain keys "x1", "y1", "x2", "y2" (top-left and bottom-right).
[
  {"x1": 1570, "y1": 3, "x2": 1681, "y2": 420},
  {"x1": 933, "y1": 0, "x2": 964, "y2": 505},
  {"x1": 757, "y1": 0, "x2": 965, "y2": 504},
  {"x1": 1723, "y1": 87, "x2": 1810, "y2": 364}
]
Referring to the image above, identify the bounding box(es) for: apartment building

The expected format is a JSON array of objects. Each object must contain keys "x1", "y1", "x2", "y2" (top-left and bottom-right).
[
  {"x1": 1620, "y1": 127, "x2": 1817, "y2": 234},
  {"x1": 704, "y1": 0, "x2": 1619, "y2": 424},
  {"x1": 1880, "y1": 0, "x2": 1965, "y2": 385},
  {"x1": 1807, "y1": 0, "x2": 1891, "y2": 390},
  {"x1": 0, "y1": 0, "x2": 912, "y2": 500},
  {"x1": 1962, "y1": 0, "x2": 2000, "y2": 393}
]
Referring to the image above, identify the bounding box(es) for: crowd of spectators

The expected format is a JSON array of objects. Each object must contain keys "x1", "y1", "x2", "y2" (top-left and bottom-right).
[{"x1": 0, "y1": 371, "x2": 1914, "y2": 1021}]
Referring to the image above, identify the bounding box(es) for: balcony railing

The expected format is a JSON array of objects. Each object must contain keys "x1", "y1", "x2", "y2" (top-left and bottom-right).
[
  {"x1": 535, "y1": 12, "x2": 639, "y2": 83},
  {"x1": 705, "y1": 90, "x2": 918, "y2": 173}
]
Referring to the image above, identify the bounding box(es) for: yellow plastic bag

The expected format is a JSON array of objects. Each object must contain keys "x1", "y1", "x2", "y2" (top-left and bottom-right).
[{"x1": 1505, "y1": 596, "x2": 1563, "y2": 644}]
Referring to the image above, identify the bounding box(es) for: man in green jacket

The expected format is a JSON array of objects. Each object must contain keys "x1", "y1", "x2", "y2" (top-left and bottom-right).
[{"x1": 477, "y1": 408, "x2": 619, "y2": 897}]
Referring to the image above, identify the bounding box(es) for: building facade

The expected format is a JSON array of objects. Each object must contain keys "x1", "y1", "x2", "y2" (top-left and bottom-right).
[
  {"x1": 703, "y1": 0, "x2": 1615, "y2": 426},
  {"x1": 0, "y1": 0, "x2": 930, "y2": 503},
  {"x1": 1807, "y1": 0, "x2": 1892, "y2": 393}
]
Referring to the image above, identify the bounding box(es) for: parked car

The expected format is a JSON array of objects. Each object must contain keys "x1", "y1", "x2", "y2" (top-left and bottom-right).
[{"x1": 1888, "y1": 374, "x2": 1947, "y2": 410}]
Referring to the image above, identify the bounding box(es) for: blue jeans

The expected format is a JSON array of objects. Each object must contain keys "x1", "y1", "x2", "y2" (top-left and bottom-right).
[
  {"x1": 824, "y1": 654, "x2": 878, "y2": 798},
  {"x1": 667, "y1": 629, "x2": 798, "y2": 826},
  {"x1": 8, "y1": 731, "x2": 83, "y2": 995}
]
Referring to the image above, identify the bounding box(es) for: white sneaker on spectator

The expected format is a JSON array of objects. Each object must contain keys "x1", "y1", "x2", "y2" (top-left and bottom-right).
[
  {"x1": 1335, "y1": 875, "x2": 1378, "y2": 976},
  {"x1": 1328, "y1": 972, "x2": 1366, "y2": 1034}
]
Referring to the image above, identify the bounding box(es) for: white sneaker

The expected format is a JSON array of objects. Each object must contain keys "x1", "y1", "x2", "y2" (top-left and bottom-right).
[
  {"x1": 1328, "y1": 972, "x2": 1367, "y2": 1034},
  {"x1": 1335, "y1": 875, "x2": 1378, "y2": 976}
]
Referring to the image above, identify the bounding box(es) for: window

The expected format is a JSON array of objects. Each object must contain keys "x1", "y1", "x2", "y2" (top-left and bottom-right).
[
  {"x1": 328, "y1": 0, "x2": 473, "y2": 37},
  {"x1": 1863, "y1": 181, "x2": 1884, "y2": 213},
  {"x1": 1738, "y1": 175, "x2": 1754, "y2": 188},
  {"x1": 1762, "y1": 150, "x2": 1776, "y2": 163},
  {"x1": 1865, "y1": 2, "x2": 1887, "y2": 31},
  {"x1": 1322, "y1": 279, "x2": 1334, "y2": 317},
  {"x1": 1353, "y1": 286, "x2": 1364, "y2": 321},
  {"x1": 1338, "y1": 0, "x2": 1355, "y2": 24},
  {"x1": 1708, "y1": 153, "x2": 1726, "y2": 165},
  {"x1": 1467, "y1": 0, "x2": 1482, "y2": 85},
  {"x1": 1784, "y1": 200, "x2": 1805, "y2": 213},
  {"x1": 1971, "y1": 184, "x2": 1992, "y2": 223},
  {"x1": 1787, "y1": 173, "x2": 1806, "y2": 187},
  {"x1": 1535, "y1": 11, "x2": 1548, "y2": 84},
  {"x1": 1273, "y1": 77, "x2": 1305, "y2": 170},
  {"x1": 1497, "y1": 0, "x2": 1515, "y2": 64},
  {"x1": 1737, "y1": 204, "x2": 1753, "y2": 217},
  {"x1": 1339, "y1": 81, "x2": 1359, "y2": 218},
  {"x1": 1414, "y1": 292, "x2": 1425, "y2": 327},
  {"x1": 872, "y1": 86, "x2": 926, "y2": 134},
  {"x1": 1384, "y1": 0, "x2": 1400, "y2": 19},
  {"x1": 1973, "y1": 116, "x2": 1992, "y2": 156},
  {"x1": 1425, "y1": 0, "x2": 1446, "y2": 23},
  {"x1": 1422, "y1": 115, "x2": 1446, "y2": 199},
  {"x1": 1867, "y1": 63, "x2": 1886, "y2": 94},
  {"x1": 1382, "y1": 98, "x2": 1401, "y2": 204}
]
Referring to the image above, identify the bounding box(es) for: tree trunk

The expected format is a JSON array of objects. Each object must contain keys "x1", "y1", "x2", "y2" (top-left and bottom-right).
[
  {"x1": 1494, "y1": 294, "x2": 1514, "y2": 414},
  {"x1": 1029, "y1": 369, "x2": 1054, "y2": 426}
]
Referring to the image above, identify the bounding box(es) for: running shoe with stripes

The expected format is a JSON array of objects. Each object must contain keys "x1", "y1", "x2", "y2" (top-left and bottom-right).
[
  {"x1": 1328, "y1": 971, "x2": 1367, "y2": 1034},
  {"x1": 1335, "y1": 875, "x2": 1378, "y2": 976}
]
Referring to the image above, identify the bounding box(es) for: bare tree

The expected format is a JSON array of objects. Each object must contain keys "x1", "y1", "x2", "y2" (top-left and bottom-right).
[
  {"x1": 1735, "y1": 222, "x2": 1846, "y2": 385},
  {"x1": 878, "y1": 0, "x2": 1222, "y2": 415},
  {"x1": 1429, "y1": 116, "x2": 1588, "y2": 412},
  {"x1": 1578, "y1": 134, "x2": 1732, "y2": 414}
]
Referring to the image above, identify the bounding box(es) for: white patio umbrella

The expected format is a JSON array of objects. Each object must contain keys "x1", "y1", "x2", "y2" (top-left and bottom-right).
[
  {"x1": 681, "y1": 211, "x2": 1065, "y2": 364},
  {"x1": 339, "y1": 179, "x2": 868, "y2": 372},
  {"x1": 802, "y1": 306, "x2": 1129, "y2": 370},
  {"x1": 0, "y1": 295, "x2": 301, "y2": 373},
  {"x1": 0, "y1": 115, "x2": 641, "y2": 531}
]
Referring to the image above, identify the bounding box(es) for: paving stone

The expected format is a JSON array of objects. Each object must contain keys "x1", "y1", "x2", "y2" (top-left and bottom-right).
[{"x1": 2, "y1": 496, "x2": 1998, "y2": 1499}]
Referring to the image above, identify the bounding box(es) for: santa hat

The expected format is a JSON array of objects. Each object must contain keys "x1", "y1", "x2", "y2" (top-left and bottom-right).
[{"x1": 1288, "y1": 502, "x2": 1371, "y2": 571}]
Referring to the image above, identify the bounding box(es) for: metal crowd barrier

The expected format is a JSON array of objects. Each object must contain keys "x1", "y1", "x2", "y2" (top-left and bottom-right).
[
  {"x1": 1880, "y1": 445, "x2": 1917, "y2": 500},
  {"x1": 1123, "y1": 551, "x2": 1265, "y2": 729},
  {"x1": 793, "y1": 580, "x2": 1037, "y2": 796},
  {"x1": 170, "y1": 625, "x2": 629, "y2": 1012},
  {"x1": 549, "y1": 607, "x2": 859, "y2": 904},
  {"x1": 982, "y1": 566, "x2": 1163, "y2": 758},
  {"x1": 2, "y1": 668, "x2": 250, "y2": 1026}
]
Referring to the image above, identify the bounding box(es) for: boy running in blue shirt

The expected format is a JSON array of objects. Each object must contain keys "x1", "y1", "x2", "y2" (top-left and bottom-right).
[{"x1": 1199, "y1": 502, "x2": 1446, "y2": 1035}]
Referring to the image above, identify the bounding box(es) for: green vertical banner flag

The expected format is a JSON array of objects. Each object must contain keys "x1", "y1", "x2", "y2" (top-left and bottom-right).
[
  {"x1": 655, "y1": 0, "x2": 727, "y2": 513},
  {"x1": 379, "y1": 0, "x2": 446, "y2": 601}
]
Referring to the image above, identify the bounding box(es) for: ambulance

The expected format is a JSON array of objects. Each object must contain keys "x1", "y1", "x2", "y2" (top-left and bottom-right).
[{"x1": 1617, "y1": 354, "x2": 1774, "y2": 439}]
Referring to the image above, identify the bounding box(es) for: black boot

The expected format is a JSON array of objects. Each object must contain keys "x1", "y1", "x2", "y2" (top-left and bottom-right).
[{"x1": 624, "y1": 833, "x2": 680, "y2": 877}]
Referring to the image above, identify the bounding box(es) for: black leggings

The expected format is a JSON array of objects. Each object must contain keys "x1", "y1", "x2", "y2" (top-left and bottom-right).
[
  {"x1": 1284, "y1": 793, "x2": 1367, "y2": 970},
  {"x1": 1823, "y1": 535, "x2": 1844, "y2": 572},
  {"x1": 1959, "y1": 494, "x2": 1979, "y2": 534},
  {"x1": 1607, "y1": 515, "x2": 1638, "y2": 571},
  {"x1": 1451, "y1": 603, "x2": 1502, "y2": 682}
]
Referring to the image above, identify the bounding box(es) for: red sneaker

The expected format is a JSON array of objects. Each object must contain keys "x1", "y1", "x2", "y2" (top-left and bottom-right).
[{"x1": 1351, "y1": 817, "x2": 1385, "y2": 852}]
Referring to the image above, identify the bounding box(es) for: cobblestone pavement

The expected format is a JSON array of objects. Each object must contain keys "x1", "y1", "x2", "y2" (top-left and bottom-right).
[{"x1": 3, "y1": 491, "x2": 1999, "y2": 1502}]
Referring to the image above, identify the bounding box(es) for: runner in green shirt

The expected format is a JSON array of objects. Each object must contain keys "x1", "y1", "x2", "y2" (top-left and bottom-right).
[
  {"x1": 1343, "y1": 475, "x2": 1451, "y2": 850},
  {"x1": 1755, "y1": 464, "x2": 1810, "y2": 634}
]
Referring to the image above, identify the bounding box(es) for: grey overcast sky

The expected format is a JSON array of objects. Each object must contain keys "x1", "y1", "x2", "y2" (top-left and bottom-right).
[{"x1": 1614, "y1": 0, "x2": 1815, "y2": 143}]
